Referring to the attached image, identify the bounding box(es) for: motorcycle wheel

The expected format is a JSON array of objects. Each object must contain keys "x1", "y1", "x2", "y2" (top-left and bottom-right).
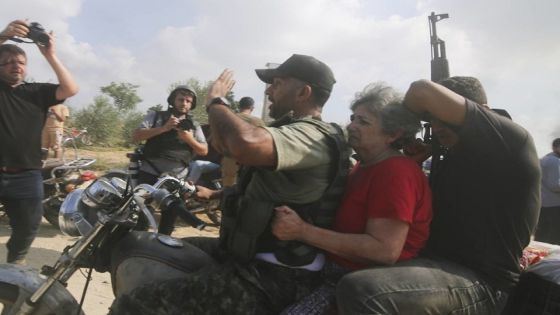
[
  {"x1": 79, "y1": 134, "x2": 94, "y2": 146},
  {"x1": 43, "y1": 197, "x2": 62, "y2": 228},
  {"x1": 0, "y1": 281, "x2": 84, "y2": 315}
]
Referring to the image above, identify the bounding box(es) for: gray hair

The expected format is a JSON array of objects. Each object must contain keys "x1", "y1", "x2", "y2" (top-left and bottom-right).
[{"x1": 350, "y1": 82, "x2": 420, "y2": 149}]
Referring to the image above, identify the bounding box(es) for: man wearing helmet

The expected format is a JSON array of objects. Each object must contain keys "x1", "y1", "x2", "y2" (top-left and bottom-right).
[{"x1": 132, "y1": 85, "x2": 208, "y2": 235}]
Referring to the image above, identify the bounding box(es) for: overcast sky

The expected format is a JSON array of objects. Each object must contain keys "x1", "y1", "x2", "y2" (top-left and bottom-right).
[{"x1": 2, "y1": 0, "x2": 559, "y2": 156}]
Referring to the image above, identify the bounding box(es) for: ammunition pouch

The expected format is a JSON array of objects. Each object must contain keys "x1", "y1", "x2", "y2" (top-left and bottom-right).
[{"x1": 219, "y1": 187, "x2": 275, "y2": 263}]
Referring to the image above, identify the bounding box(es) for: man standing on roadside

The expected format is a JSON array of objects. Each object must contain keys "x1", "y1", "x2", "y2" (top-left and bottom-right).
[
  {"x1": 42, "y1": 103, "x2": 69, "y2": 158},
  {"x1": 0, "y1": 20, "x2": 79, "y2": 264}
]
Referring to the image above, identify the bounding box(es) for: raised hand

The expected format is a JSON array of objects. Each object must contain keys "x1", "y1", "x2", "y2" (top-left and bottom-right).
[
  {"x1": 205, "y1": 69, "x2": 235, "y2": 108},
  {"x1": 37, "y1": 31, "x2": 56, "y2": 57},
  {"x1": 0, "y1": 20, "x2": 29, "y2": 40}
]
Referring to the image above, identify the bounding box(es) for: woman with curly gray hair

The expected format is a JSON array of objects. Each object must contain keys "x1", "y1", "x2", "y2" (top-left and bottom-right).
[
  {"x1": 273, "y1": 82, "x2": 432, "y2": 314},
  {"x1": 349, "y1": 82, "x2": 421, "y2": 152}
]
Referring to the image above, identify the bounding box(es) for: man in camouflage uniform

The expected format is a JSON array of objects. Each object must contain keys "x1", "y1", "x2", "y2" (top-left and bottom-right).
[{"x1": 110, "y1": 54, "x2": 350, "y2": 315}]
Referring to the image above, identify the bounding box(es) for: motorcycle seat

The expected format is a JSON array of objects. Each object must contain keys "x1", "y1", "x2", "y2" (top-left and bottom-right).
[{"x1": 110, "y1": 231, "x2": 216, "y2": 296}]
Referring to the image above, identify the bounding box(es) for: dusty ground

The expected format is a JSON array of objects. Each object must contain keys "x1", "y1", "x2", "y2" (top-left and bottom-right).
[
  {"x1": 68, "y1": 148, "x2": 132, "y2": 172},
  {"x1": 0, "y1": 215, "x2": 219, "y2": 315},
  {"x1": 0, "y1": 148, "x2": 219, "y2": 315}
]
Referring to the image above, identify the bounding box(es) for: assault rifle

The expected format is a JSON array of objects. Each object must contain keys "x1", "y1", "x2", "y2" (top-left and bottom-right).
[
  {"x1": 429, "y1": 12, "x2": 450, "y2": 82},
  {"x1": 426, "y1": 12, "x2": 450, "y2": 182}
]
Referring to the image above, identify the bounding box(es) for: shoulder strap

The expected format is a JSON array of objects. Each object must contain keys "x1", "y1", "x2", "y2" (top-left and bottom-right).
[{"x1": 151, "y1": 111, "x2": 172, "y2": 128}]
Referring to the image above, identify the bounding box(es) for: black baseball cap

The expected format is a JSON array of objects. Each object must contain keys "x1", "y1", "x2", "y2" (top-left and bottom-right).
[{"x1": 255, "y1": 54, "x2": 336, "y2": 93}]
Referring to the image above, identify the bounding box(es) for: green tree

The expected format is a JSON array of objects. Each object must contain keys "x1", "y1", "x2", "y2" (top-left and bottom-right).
[
  {"x1": 148, "y1": 104, "x2": 164, "y2": 112},
  {"x1": 122, "y1": 111, "x2": 145, "y2": 147},
  {"x1": 98, "y1": 82, "x2": 146, "y2": 146},
  {"x1": 100, "y1": 82, "x2": 142, "y2": 114},
  {"x1": 73, "y1": 96, "x2": 121, "y2": 146}
]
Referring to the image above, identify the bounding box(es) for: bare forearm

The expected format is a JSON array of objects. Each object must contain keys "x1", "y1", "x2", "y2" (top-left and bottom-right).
[
  {"x1": 299, "y1": 224, "x2": 399, "y2": 265},
  {"x1": 208, "y1": 105, "x2": 274, "y2": 166},
  {"x1": 45, "y1": 54, "x2": 79, "y2": 100},
  {"x1": 52, "y1": 110, "x2": 65, "y2": 122},
  {"x1": 404, "y1": 79, "x2": 466, "y2": 125},
  {"x1": 177, "y1": 132, "x2": 208, "y2": 156}
]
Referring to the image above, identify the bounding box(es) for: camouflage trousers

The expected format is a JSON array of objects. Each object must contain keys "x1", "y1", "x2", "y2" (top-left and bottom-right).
[{"x1": 109, "y1": 237, "x2": 323, "y2": 315}]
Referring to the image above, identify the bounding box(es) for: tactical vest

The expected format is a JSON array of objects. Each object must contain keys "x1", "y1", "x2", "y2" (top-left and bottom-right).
[
  {"x1": 142, "y1": 111, "x2": 197, "y2": 164},
  {"x1": 219, "y1": 116, "x2": 352, "y2": 266}
]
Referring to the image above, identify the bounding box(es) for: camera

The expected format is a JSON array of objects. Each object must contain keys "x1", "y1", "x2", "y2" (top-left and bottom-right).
[
  {"x1": 177, "y1": 118, "x2": 195, "y2": 131},
  {"x1": 27, "y1": 22, "x2": 50, "y2": 47}
]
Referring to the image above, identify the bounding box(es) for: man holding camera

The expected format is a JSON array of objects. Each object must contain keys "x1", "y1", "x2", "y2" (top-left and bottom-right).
[
  {"x1": 132, "y1": 85, "x2": 208, "y2": 234},
  {"x1": 0, "y1": 20, "x2": 79, "y2": 264}
]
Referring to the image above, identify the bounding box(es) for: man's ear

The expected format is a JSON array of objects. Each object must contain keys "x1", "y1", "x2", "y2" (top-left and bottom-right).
[{"x1": 297, "y1": 84, "x2": 313, "y2": 101}]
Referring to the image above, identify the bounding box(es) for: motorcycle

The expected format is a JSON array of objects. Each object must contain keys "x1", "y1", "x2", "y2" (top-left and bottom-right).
[
  {"x1": 104, "y1": 146, "x2": 223, "y2": 227},
  {"x1": 0, "y1": 175, "x2": 212, "y2": 314},
  {"x1": 0, "y1": 155, "x2": 96, "y2": 228},
  {"x1": 41, "y1": 156, "x2": 97, "y2": 227}
]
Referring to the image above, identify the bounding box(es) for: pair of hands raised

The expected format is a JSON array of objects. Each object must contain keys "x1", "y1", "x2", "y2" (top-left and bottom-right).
[{"x1": 1, "y1": 20, "x2": 57, "y2": 57}]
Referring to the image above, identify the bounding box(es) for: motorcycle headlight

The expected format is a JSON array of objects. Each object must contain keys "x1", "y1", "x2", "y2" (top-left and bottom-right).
[
  {"x1": 81, "y1": 178, "x2": 124, "y2": 212},
  {"x1": 59, "y1": 189, "x2": 95, "y2": 236}
]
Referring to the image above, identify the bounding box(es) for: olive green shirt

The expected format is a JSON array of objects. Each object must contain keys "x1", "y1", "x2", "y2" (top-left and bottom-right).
[{"x1": 244, "y1": 117, "x2": 333, "y2": 204}]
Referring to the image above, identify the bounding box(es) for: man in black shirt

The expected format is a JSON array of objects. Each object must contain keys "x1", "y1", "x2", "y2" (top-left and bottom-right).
[
  {"x1": 0, "y1": 20, "x2": 79, "y2": 264},
  {"x1": 336, "y1": 77, "x2": 540, "y2": 314}
]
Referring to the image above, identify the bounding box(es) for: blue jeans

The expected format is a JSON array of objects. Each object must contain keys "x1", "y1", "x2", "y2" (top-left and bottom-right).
[
  {"x1": 0, "y1": 170, "x2": 43, "y2": 262},
  {"x1": 336, "y1": 257, "x2": 508, "y2": 315},
  {"x1": 187, "y1": 160, "x2": 220, "y2": 183}
]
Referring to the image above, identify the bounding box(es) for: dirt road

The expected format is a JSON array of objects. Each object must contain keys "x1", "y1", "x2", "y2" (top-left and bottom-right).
[{"x1": 0, "y1": 216, "x2": 219, "y2": 315}]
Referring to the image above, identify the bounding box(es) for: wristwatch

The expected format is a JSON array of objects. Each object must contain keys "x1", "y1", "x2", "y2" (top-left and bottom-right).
[{"x1": 206, "y1": 97, "x2": 231, "y2": 112}]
